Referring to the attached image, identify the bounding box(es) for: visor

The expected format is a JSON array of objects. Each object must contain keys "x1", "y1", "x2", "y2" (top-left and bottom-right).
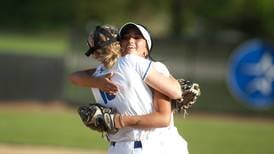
[{"x1": 119, "y1": 22, "x2": 152, "y2": 51}]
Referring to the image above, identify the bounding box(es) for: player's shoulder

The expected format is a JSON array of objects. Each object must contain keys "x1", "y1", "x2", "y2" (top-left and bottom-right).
[
  {"x1": 153, "y1": 61, "x2": 167, "y2": 69},
  {"x1": 153, "y1": 61, "x2": 170, "y2": 76},
  {"x1": 93, "y1": 64, "x2": 109, "y2": 76},
  {"x1": 125, "y1": 54, "x2": 146, "y2": 61},
  {"x1": 122, "y1": 54, "x2": 150, "y2": 66},
  {"x1": 96, "y1": 64, "x2": 105, "y2": 71}
]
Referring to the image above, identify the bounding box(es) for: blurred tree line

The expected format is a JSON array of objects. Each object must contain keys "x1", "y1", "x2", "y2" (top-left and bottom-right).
[{"x1": 1, "y1": 0, "x2": 274, "y2": 40}]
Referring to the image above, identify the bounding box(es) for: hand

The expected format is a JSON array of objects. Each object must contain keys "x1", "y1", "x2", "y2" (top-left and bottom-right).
[{"x1": 98, "y1": 72, "x2": 118, "y2": 95}]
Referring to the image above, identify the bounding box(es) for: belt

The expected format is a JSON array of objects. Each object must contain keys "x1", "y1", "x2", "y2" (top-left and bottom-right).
[{"x1": 111, "y1": 141, "x2": 142, "y2": 149}]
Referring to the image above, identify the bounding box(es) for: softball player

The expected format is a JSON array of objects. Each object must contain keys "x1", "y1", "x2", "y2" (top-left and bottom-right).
[
  {"x1": 117, "y1": 23, "x2": 189, "y2": 154},
  {"x1": 70, "y1": 23, "x2": 188, "y2": 154}
]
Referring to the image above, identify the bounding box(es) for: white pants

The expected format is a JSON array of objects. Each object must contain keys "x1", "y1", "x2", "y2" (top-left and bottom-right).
[
  {"x1": 107, "y1": 128, "x2": 188, "y2": 154},
  {"x1": 107, "y1": 138, "x2": 164, "y2": 154},
  {"x1": 160, "y1": 127, "x2": 189, "y2": 154}
]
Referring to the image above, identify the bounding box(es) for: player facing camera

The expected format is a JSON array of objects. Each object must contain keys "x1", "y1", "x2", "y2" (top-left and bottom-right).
[{"x1": 118, "y1": 22, "x2": 153, "y2": 59}]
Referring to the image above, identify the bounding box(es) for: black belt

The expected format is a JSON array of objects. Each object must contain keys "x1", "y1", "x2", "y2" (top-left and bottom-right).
[{"x1": 111, "y1": 141, "x2": 142, "y2": 149}]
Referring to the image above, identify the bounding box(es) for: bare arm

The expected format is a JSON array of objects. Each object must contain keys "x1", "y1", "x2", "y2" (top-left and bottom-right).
[
  {"x1": 144, "y1": 66, "x2": 182, "y2": 99},
  {"x1": 69, "y1": 68, "x2": 118, "y2": 94},
  {"x1": 116, "y1": 91, "x2": 171, "y2": 129}
]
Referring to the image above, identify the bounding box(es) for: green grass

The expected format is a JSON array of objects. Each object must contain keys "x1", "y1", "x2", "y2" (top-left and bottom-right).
[
  {"x1": 0, "y1": 33, "x2": 69, "y2": 56},
  {"x1": 0, "y1": 109, "x2": 108, "y2": 150},
  {"x1": 176, "y1": 115, "x2": 274, "y2": 154},
  {"x1": 0, "y1": 109, "x2": 274, "y2": 154}
]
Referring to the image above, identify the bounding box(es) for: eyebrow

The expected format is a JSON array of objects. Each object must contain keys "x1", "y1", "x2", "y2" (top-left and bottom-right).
[{"x1": 123, "y1": 32, "x2": 143, "y2": 38}]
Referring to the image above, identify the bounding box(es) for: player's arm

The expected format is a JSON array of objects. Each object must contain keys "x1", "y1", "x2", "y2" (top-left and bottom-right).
[
  {"x1": 69, "y1": 68, "x2": 118, "y2": 94},
  {"x1": 78, "y1": 91, "x2": 171, "y2": 132},
  {"x1": 115, "y1": 91, "x2": 171, "y2": 129},
  {"x1": 144, "y1": 65, "x2": 182, "y2": 100}
]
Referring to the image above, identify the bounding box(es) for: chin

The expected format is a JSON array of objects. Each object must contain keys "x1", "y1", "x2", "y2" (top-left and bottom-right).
[{"x1": 127, "y1": 49, "x2": 137, "y2": 53}]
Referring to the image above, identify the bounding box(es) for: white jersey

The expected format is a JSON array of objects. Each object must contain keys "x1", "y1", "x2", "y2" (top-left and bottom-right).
[
  {"x1": 91, "y1": 54, "x2": 155, "y2": 142},
  {"x1": 91, "y1": 55, "x2": 188, "y2": 154},
  {"x1": 151, "y1": 62, "x2": 189, "y2": 154}
]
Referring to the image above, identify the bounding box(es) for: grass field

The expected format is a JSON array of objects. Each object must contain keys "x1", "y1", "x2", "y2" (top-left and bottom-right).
[
  {"x1": 0, "y1": 33, "x2": 69, "y2": 56},
  {"x1": 0, "y1": 33, "x2": 274, "y2": 154},
  {"x1": 180, "y1": 115, "x2": 274, "y2": 154},
  {"x1": 0, "y1": 104, "x2": 273, "y2": 154}
]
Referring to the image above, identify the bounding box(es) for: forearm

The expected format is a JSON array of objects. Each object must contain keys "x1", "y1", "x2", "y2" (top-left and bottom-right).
[
  {"x1": 121, "y1": 112, "x2": 170, "y2": 129},
  {"x1": 115, "y1": 91, "x2": 172, "y2": 129},
  {"x1": 145, "y1": 68, "x2": 181, "y2": 99},
  {"x1": 69, "y1": 69, "x2": 99, "y2": 88}
]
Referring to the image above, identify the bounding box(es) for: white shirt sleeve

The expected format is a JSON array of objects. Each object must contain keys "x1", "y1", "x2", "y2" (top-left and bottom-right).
[
  {"x1": 153, "y1": 61, "x2": 170, "y2": 77},
  {"x1": 125, "y1": 54, "x2": 153, "y2": 80},
  {"x1": 92, "y1": 64, "x2": 105, "y2": 77}
]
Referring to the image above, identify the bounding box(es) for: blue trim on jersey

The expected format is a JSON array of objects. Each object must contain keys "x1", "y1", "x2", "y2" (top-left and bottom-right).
[
  {"x1": 99, "y1": 90, "x2": 108, "y2": 104},
  {"x1": 99, "y1": 90, "x2": 115, "y2": 104},
  {"x1": 142, "y1": 61, "x2": 152, "y2": 80}
]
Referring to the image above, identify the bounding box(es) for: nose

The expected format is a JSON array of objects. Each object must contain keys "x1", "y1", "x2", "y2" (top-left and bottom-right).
[{"x1": 128, "y1": 37, "x2": 135, "y2": 44}]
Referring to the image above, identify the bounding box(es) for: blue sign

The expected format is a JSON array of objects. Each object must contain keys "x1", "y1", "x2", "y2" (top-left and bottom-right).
[{"x1": 228, "y1": 39, "x2": 274, "y2": 108}]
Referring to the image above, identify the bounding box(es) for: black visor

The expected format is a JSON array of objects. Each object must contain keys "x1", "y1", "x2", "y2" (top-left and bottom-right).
[{"x1": 85, "y1": 26, "x2": 118, "y2": 57}]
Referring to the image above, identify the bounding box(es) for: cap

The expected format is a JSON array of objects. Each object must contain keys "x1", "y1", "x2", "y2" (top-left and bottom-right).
[
  {"x1": 85, "y1": 25, "x2": 118, "y2": 57},
  {"x1": 119, "y1": 22, "x2": 152, "y2": 51}
]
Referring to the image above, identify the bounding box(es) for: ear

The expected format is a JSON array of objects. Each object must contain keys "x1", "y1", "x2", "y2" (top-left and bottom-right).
[{"x1": 142, "y1": 52, "x2": 147, "y2": 58}]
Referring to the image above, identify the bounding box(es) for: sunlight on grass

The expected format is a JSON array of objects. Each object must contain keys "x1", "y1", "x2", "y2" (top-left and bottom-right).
[
  {"x1": 0, "y1": 33, "x2": 69, "y2": 56},
  {"x1": 175, "y1": 115, "x2": 274, "y2": 154},
  {"x1": 0, "y1": 109, "x2": 108, "y2": 149},
  {"x1": 0, "y1": 108, "x2": 273, "y2": 154}
]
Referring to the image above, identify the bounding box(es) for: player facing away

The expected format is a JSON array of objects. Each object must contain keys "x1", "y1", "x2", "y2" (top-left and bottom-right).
[{"x1": 70, "y1": 23, "x2": 188, "y2": 154}]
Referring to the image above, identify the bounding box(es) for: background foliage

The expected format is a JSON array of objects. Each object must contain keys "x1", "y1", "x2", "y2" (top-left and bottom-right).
[{"x1": 1, "y1": 0, "x2": 274, "y2": 39}]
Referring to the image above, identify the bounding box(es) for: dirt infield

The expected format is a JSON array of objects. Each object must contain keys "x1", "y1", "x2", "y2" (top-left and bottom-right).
[
  {"x1": 0, "y1": 101, "x2": 71, "y2": 112},
  {"x1": 0, "y1": 144, "x2": 106, "y2": 154}
]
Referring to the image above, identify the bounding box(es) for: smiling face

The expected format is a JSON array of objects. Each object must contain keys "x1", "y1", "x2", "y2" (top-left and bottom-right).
[{"x1": 120, "y1": 28, "x2": 149, "y2": 58}]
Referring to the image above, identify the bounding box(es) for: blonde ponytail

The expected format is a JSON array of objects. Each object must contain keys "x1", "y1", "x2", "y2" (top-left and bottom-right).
[
  {"x1": 102, "y1": 42, "x2": 121, "y2": 69},
  {"x1": 92, "y1": 25, "x2": 121, "y2": 69}
]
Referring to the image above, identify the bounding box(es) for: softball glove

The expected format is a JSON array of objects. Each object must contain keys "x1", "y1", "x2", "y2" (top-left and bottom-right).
[
  {"x1": 78, "y1": 103, "x2": 118, "y2": 134},
  {"x1": 171, "y1": 79, "x2": 201, "y2": 113}
]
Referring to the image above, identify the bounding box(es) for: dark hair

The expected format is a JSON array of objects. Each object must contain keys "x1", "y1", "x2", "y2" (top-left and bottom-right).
[{"x1": 118, "y1": 23, "x2": 154, "y2": 60}]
